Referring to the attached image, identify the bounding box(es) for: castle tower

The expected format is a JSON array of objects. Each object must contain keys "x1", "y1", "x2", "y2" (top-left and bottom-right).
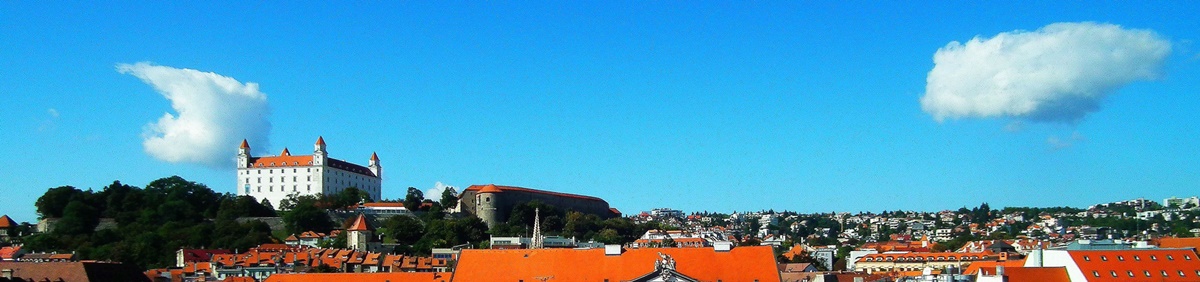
[
  {"x1": 237, "y1": 139, "x2": 251, "y2": 169},
  {"x1": 347, "y1": 213, "x2": 371, "y2": 251},
  {"x1": 368, "y1": 152, "x2": 381, "y2": 179},
  {"x1": 313, "y1": 136, "x2": 327, "y2": 166},
  {"x1": 476, "y1": 184, "x2": 502, "y2": 228}
]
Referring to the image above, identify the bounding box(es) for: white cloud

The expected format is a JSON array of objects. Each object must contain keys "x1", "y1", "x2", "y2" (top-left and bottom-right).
[
  {"x1": 38, "y1": 108, "x2": 59, "y2": 132},
  {"x1": 118, "y1": 62, "x2": 271, "y2": 167},
  {"x1": 921, "y1": 22, "x2": 1171, "y2": 123},
  {"x1": 47, "y1": 108, "x2": 59, "y2": 118},
  {"x1": 426, "y1": 181, "x2": 457, "y2": 198}
]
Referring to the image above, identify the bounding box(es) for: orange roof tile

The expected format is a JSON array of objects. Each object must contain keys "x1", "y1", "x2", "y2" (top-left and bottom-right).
[
  {"x1": 361, "y1": 202, "x2": 405, "y2": 208},
  {"x1": 963, "y1": 259, "x2": 1027, "y2": 274},
  {"x1": 1067, "y1": 249, "x2": 1200, "y2": 282},
  {"x1": 240, "y1": 139, "x2": 250, "y2": 149},
  {"x1": 464, "y1": 184, "x2": 606, "y2": 202},
  {"x1": 977, "y1": 266, "x2": 1070, "y2": 282},
  {"x1": 370, "y1": 152, "x2": 378, "y2": 161},
  {"x1": 1157, "y1": 237, "x2": 1200, "y2": 250},
  {"x1": 0, "y1": 215, "x2": 16, "y2": 228},
  {"x1": 264, "y1": 272, "x2": 446, "y2": 282},
  {"x1": 347, "y1": 214, "x2": 370, "y2": 231},
  {"x1": 453, "y1": 246, "x2": 780, "y2": 282},
  {"x1": 316, "y1": 136, "x2": 325, "y2": 146}
]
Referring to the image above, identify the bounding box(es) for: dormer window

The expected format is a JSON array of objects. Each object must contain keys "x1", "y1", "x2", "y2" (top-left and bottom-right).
[
  {"x1": 1100, "y1": 256, "x2": 1108, "y2": 261},
  {"x1": 1083, "y1": 256, "x2": 1091, "y2": 261},
  {"x1": 1167, "y1": 255, "x2": 1174, "y2": 260},
  {"x1": 1118, "y1": 256, "x2": 1125, "y2": 261}
]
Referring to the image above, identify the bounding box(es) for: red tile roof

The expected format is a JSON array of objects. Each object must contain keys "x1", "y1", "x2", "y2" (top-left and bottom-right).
[
  {"x1": 0, "y1": 246, "x2": 21, "y2": 260},
  {"x1": 264, "y1": 272, "x2": 446, "y2": 282},
  {"x1": 315, "y1": 136, "x2": 325, "y2": 146},
  {"x1": 977, "y1": 266, "x2": 1070, "y2": 282},
  {"x1": 347, "y1": 214, "x2": 370, "y2": 231},
  {"x1": 0, "y1": 215, "x2": 16, "y2": 228},
  {"x1": 1157, "y1": 237, "x2": 1200, "y2": 250},
  {"x1": 464, "y1": 184, "x2": 606, "y2": 202},
  {"x1": 452, "y1": 246, "x2": 780, "y2": 282},
  {"x1": 1067, "y1": 249, "x2": 1200, "y2": 282},
  {"x1": 240, "y1": 139, "x2": 250, "y2": 149},
  {"x1": 370, "y1": 152, "x2": 378, "y2": 161}
]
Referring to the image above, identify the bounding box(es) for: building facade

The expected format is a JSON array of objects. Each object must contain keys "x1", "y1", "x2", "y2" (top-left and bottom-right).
[{"x1": 237, "y1": 137, "x2": 382, "y2": 207}]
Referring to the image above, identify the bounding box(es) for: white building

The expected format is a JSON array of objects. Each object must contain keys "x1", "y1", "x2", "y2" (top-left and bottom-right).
[{"x1": 237, "y1": 136, "x2": 382, "y2": 207}]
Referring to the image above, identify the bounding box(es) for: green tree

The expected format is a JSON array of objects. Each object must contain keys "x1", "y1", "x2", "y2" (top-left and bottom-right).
[
  {"x1": 439, "y1": 187, "x2": 458, "y2": 210},
  {"x1": 35, "y1": 186, "x2": 86, "y2": 218},
  {"x1": 282, "y1": 194, "x2": 334, "y2": 234},
  {"x1": 54, "y1": 201, "x2": 99, "y2": 235},
  {"x1": 383, "y1": 215, "x2": 425, "y2": 245},
  {"x1": 404, "y1": 187, "x2": 424, "y2": 212}
]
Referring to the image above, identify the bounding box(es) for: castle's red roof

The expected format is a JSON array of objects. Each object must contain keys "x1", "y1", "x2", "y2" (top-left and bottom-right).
[{"x1": 463, "y1": 184, "x2": 606, "y2": 202}]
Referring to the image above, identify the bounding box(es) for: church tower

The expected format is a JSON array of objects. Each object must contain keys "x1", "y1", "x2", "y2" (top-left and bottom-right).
[
  {"x1": 237, "y1": 139, "x2": 251, "y2": 169},
  {"x1": 346, "y1": 213, "x2": 372, "y2": 251},
  {"x1": 313, "y1": 136, "x2": 327, "y2": 166}
]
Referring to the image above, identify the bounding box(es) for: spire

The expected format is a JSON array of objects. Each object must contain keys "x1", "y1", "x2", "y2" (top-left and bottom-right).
[
  {"x1": 531, "y1": 208, "x2": 544, "y2": 249},
  {"x1": 315, "y1": 136, "x2": 326, "y2": 146},
  {"x1": 348, "y1": 213, "x2": 370, "y2": 231},
  {"x1": 240, "y1": 139, "x2": 250, "y2": 149},
  {"x1": 371, "y1": 152, "x2": 379, "y2": 161},
  {"x1": 280, "y1": 148, "x2": 290, "y2": 156}
]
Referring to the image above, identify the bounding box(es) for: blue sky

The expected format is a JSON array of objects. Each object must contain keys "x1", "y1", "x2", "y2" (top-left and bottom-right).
[{"x1": 2, "y1": 2, "x2": 1198, "y2": 223}]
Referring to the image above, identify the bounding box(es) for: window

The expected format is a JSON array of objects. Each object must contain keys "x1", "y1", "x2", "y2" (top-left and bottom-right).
[
  {"x1": 1118, "y1": 256, "x2": 1125, "y2": 261},
  {"x1": 1110, "y1": 271, "x2": 1117, "y2": 277},
  {"x1": 1145, "y1": 270, "x2": 1152, "y2": 277},
  {"x1": 1162, "y1": 270, "x2": 1169, "y2": 277},
  {"x1": 1167, "y1": 255, "x2": 1174, "y2": 260},
  {"x1": 1084, "y1": 256, "x2": 1091, "y2": 261},
  {"x1": 1186, "y1": 255, "x2": 1193, "y2": 260},
  {"x1": 1135, "y1": 256, "x2": 1141, "y2": 261},
  {"x1": 1101, "y1": 256, "x2": 1108, "y2": 261},
  {"x1": 1179, "y1": 270, "x2": 1186, "y2": 277},
  {"x1": 1092, "y1": 271, "x2": 1099, "y2": 277},
  {"x1": 1152, "y1": 255, "x2": 1158, "y2": 261},
  {"x1": 1127, "y1": 271, "x2": 1134, "y2": 277},
  {"x1": 257, "y1": 187, "x2": 261, "y2": 192}
]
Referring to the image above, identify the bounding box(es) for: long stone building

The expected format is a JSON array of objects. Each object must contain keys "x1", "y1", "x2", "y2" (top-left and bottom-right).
[{"x1": 458, "y1": 184, "x2": 620, "y2": 228}]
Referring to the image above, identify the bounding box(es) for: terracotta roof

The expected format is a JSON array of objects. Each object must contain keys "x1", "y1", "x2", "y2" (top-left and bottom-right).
[
  {"x1": 285, "y1": 234, "x2": 299, "y2": 241},
  {"x1": 315, "y1": 136, "x2": 325, "y2": 146},
  {"x1": 0, "y1": 261, "x2": 151, "y2": 282},
  {"x1": 223, "y1": 277, "x2": 257, "y2": 282},
  {"x1": 1066, "y1": 249, "x2": 1200, "y2": 282},
  {"x1": 250, "y1": 155, "x2": 314, "y2": 168},
  {"x1": 280, "y1": 148, "x2": 291, "y2": 156},
  {"x1": 464, "y1": 184, "x2": 606, "y2": 202},
  {"x1": 963, "y1": 258, "x2": 1027, "y2": 274},
  {"x1": 240, "y1": 139, "x2": 249, "y2": 149},
  {"x1": 347, "y1": 214, "x2": 370, "y2": 231},
  {"x1": 370, "y1": 152, "x2": 378, "y2": 161},
  {"x1": 360, "y1": 202, "x2": 405, "y2": 208},
  {"x1": 452, "y1": 246, "x2": 780, "y2": 282},
  {"x1": 977, "y1": 266, "x2": 1070, "y2": 282},
  {"x1": 180, "y1": 249, "x2": 230, "y2": 264},
  {"x1": 859, "y1": 251, "x2": 991, "y2": 262},
  {"x1": 0, "y1": 215, "x2": 16, "y2": 228},
  {"x1": 263, "y1": 272, "x2": 446, "y2": 282},
  {"x1": 0, "y1": 246, "x2": 22, "y2": 260},
  {"x1": 1157, "y1": 237, "x2": 1200, "y2": 250}
]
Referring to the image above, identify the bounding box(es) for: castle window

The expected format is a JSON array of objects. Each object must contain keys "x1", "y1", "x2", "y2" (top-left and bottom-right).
[
  {"x1": 1167, "y1": 255, "x2": 1174, "y2": 260},
  {"x1": 1135, "y1": 256, "x2": 1141, "y2": 261},
  {"x1": 269, "y1": 186, "x2": 273, "y2": 192},
  {"x1": 1162, "y1": 270, "x2": 1169, "y2": 277},
  {"x1": 1092, "y1": 271, "x2": 1099, "y2": 277},
  {"x1": 1145, "y1": 270, "x2": 1152, "y2": 277},
  {"x1": 257, "y1": 178, "x2": 261, "y2": 183},
  {"x1": 1110, "y1": 271, "x2": 1117, "y2": 277},
  {"x1": 1100, "y1": 256, "x2": 1107, "y2": 261},
  {"x1": 1127, "y1": 271, "x2": 1134, "y2": 277},
  {"x1": 1179, "y1": 270, "x2": 1186, "y2": 277},
  {"x1": 257, "y1": 187, "x2": 261, "y2": 192},
  {"x1": 307, "y1": 185, "x2": 311, "y2": 192},
  {"x1": 1118, "y1": 256, "x2": 1124, "y2": 261},
  {"x1": 294, "y1": 176, "x2": 297, "y2": 182}
]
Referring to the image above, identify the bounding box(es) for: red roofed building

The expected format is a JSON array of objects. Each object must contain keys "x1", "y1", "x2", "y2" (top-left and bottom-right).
[
  {"x1": 0, "y1": 261, "x2": 151, "y2": 282},
  {"x1": 264, "y1": 272, "x2": 447, "y2": 282},
  {"x1": 451, "y1": 246, "x2": 781, "y2": 282},
  {"x1": 176, "y1": 249, "x2": 231, "y2": 267},
  {"x1": 458, "y1": 184, "x2": 619, "y2": 228},
  {"x1": 236, "y1": 137, "x2": 382, "y2": 208},
  {"x1": 1026, "y1": 248, "x2": 1200, "y2": 282}
]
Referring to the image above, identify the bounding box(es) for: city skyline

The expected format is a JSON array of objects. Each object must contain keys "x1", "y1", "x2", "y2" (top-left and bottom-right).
[{"x1": 2, "y1": 2, "x2": 1198, "y2": 222}]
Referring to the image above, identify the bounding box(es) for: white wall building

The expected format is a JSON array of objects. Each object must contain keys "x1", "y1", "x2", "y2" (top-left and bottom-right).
[{"x1": 236, "y1": 136, "x2": 382, "y2": 208}]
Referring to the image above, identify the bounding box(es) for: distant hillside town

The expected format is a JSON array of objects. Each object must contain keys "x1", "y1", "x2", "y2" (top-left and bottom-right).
[{"x1": 2, "y1": 137, "x2": 1200, "y2": 282}]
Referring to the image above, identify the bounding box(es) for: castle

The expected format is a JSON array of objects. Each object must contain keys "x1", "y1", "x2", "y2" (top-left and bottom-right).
[
  {"x1": 459, "y1": 184, "x2": 620, "y2": 228},
  {"x1": 237, "y1": 137, "x2": 382, "y2": 207}
]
